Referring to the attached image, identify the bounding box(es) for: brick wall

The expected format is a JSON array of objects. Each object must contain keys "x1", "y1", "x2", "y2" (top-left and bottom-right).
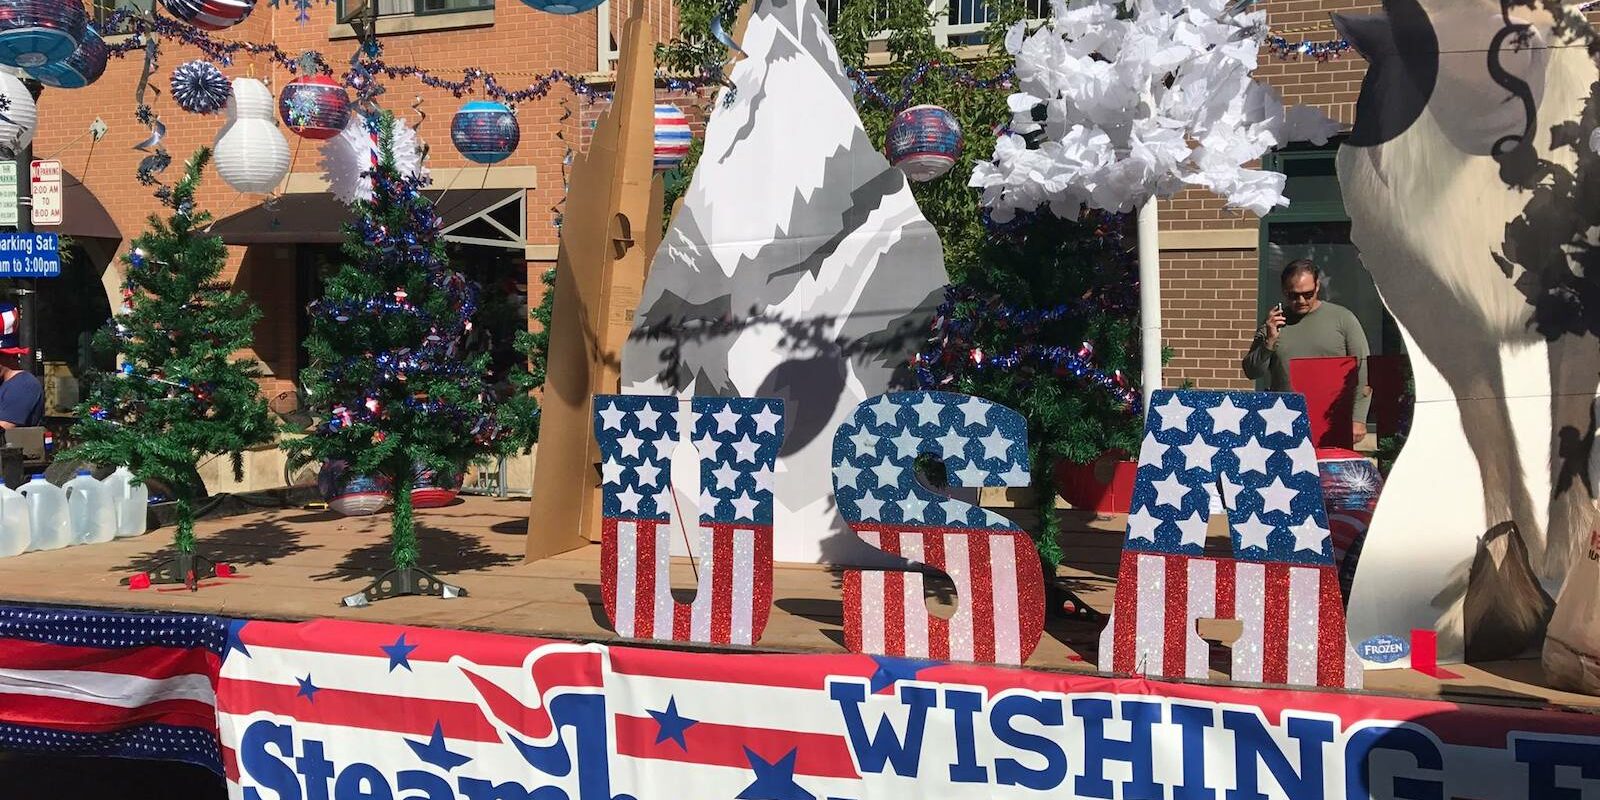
[{"x1": 1160, "y1": 250, "x2": 1259, "y2": 391}]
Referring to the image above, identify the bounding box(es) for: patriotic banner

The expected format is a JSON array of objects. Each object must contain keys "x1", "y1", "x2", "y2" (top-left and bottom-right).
[
  {"x1": 0, "y1": 604, "x2": 227, "y2": 772},
  {"x1": 217, "y1": 616, "x2": 1600, "y2": 800}
]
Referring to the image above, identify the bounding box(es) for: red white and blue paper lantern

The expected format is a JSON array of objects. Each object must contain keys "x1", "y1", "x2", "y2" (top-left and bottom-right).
[
  {"x1": 0, "y1": 0, "x2": 87, "y2": 70},
  {"x1": 519, "y1": 0, "x2": 602, "y2": 14},
  {"x1": 886, "y1": 104, "x2": 963, "y2": 182},
  {"x1": 278, "y1": 74, "x2": 351, "y2": 141},
  {"x1": 26, "y1": 24, "x2": 105, "y2": 88},
  {"x1": 653, "y1": 103, "x2": 690, "y2": 172},
  {"x1": 450, "y1": 100, "x2": 518, "y2": 165},
  {"x1": 410, "y1": 460, "x2": 463, "y2": 509},
  {"x1": 159, "y1": 0, "x2": 254, "y2": 31},
  {"x1": 320, "y1": 461, "x2": 391, "y2": 517}
]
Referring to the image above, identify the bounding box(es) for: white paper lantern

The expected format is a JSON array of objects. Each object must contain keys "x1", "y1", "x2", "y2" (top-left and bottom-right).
[
  {"x1": 212, "y1": 77, "x2": 289, "y2": 194},
  {"x1": 0, "y1": 72, "x2": 38, "y2": 154}
]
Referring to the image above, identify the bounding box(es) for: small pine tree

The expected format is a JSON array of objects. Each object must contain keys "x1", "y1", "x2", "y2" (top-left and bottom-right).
[
  {"x1": 65, "y1": 148, "x2": 275, "y2": 584},
  {"x1": 486, "y1": 267, "x2": 554, "y2": 459},
  {"x1": 285, "y1": 111, "x2": 491, "y2": 600}
]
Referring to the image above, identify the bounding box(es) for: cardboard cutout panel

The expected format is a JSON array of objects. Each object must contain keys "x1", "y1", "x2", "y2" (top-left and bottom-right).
[
  {"x1": 1335, "y1": 0, "x2": 1600, "y2": 671},
  {"x1": 594, "y1": 395, "x2": 784, "y2": 646},
  {"x1": 831, "y1": 392, "x2": 1044, "y2": 665},
  {"x1": 618, "y1": 0, "x2": 949, "y2": 566},
  {"x1": 1099, "y1": 390, "x2": 1362, "y2": 689}
]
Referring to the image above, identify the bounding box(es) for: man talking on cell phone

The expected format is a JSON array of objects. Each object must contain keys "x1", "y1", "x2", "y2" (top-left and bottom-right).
[{"x1": 1242, "y1": 259, "x2": 1372, "y2": 443}]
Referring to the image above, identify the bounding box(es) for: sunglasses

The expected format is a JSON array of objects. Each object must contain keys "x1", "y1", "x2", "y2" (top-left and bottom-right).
[{"x1": 1283, "y1": 289, "x2": 1318, "y2": 301}]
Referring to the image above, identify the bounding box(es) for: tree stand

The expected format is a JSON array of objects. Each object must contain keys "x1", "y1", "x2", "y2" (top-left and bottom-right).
[
  {"x1": 124, "y1": 551, "x2": 229, "y2": 592},
  {"x1": 1049, "y1": 579, "x2": 1102, "y2": 622},
  {"x1": 341, "y1": 566, "x2": 467, "y2": 607}
]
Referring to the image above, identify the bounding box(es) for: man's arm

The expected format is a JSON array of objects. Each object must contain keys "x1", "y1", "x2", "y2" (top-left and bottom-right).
[
  {"x1": 0, "y1": 420, "x2": 16, "y2": 430},
  {"x1": 1343, "y1": 310, "x2": 1372, "y2": 424},
  {"x1": 1242, "y1": 331, "x2": 1274, "y2": 380}
]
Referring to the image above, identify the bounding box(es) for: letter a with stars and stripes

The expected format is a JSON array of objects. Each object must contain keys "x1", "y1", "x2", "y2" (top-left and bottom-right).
[
  {"x1": 1098, "y1": 390, "x2": 1362, "y2": 689},
  {"x1": 595, "y1": 395, "x2": 784, "y2": 647}
]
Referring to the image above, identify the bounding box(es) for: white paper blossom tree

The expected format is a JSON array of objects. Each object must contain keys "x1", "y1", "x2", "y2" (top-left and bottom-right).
[{"x1": 971, "y1": 0, "x2": 1339, "y2": 221}]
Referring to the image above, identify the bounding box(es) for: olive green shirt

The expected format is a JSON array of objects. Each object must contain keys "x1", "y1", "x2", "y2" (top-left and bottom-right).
[{"x1": 1242, "y1": 301, "x2": 1371, "y2": 422}]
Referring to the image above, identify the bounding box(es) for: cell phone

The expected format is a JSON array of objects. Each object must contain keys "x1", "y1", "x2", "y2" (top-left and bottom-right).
[{"x1": 1273, "y1": 303, "x2": 1283, "y2": 315}]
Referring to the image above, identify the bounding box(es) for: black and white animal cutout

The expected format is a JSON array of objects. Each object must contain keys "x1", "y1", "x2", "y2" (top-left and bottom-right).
[{"x1": 1335, "y1": 0, "x2": 1600, "y2": 684}]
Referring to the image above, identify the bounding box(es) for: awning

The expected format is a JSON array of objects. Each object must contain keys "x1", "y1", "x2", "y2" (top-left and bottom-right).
[
  {"x1": 39, "y1": 169, "x2": 121, "y2": 240},
  {"x1": 210, "y1": 189, "x2": 525, "y2": 249}
]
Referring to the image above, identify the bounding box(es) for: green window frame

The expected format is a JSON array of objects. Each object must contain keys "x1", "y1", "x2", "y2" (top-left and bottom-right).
[{"x1": 336, "y1": 0, "x2": 491, "y2": 19}]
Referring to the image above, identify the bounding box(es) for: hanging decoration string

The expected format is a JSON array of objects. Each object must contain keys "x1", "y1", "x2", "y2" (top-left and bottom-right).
[{"x1": 847, "y1": 62, "x2": 1015, "y2": 113}]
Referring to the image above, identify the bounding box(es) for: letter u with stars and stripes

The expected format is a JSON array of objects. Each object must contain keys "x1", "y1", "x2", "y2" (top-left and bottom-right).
[
  {"x1": 594, "y1": 395, "x2": 785, "y2": 647},
  {"x1": 832, "y1": 392, "x2": 1045, "y2": 665},
  {"x1": 1098, "y1": 390, "x2": 1363, "y2": 689}
]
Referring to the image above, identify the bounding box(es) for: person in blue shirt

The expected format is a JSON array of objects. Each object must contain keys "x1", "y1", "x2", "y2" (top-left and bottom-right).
[{"x1": 0, "y1": 347, "x2": 43, "y2": 429}]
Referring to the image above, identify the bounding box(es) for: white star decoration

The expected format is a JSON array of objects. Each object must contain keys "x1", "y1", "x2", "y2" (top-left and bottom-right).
[
  {"x1": 1151, "y1": 471, "x2": 1190, "y2": 509},
  {"x1": 712, "y1": 462, "x2": 740, "y2": 492},
  {"x1": 601, "y1": 459, "x2": 624, "y2": 485},
  {"x1": 941, "y1": 498, "x2": 970, "y2": 524},
  {"x1": 752, "y1": 464, "x2": 775, "y2": 494},
  {"x1": 848, "y1": 426, "x2": 879, "y2": 458},
  {"x1": 1178, "y1": 433, "x2": 1219, "y2": 472},
  {"x1": 999, "y1": 463, "x2": 1030, "y2": 486},
  {"x1": 634, "y1": 460, "x2": 662, "y2": 488},
  {"x1": 1290, "y1": 518, "x2": 1329, "y2": 553},
  {"x1": 1127, "y1": 506, "x2": 1161, "y2": 541},
  {"x1": 1286, "y1": 438, "x2": 1318, "y2": 476},
  {"x1": 1175, "y1": 511, "x2": 1210, "y2": 547},
  {"x1": 730, "y1": 491, "x2": 759, "y2": 521},
  {"x1": 617, "y1": 431, "x2": 645, "y2": 460},
  {"x1": 616, "y1": 485, "x2": 643, "y2": 514},
  {"x1": 891, "y1": 430, "x2": 923, "y2": 460},
  {"x1": 1207, "y1": 397, "x2": 1247, "y2": 434},
  {"x1": 1233, "y1": 436, "x2": 1273, "y2": 475},
  {"x1": 1155, "y1": 395, "x2": 1194, "y2": 431},
  {"x1": 694, "y1": 432, "x2": 720, "y2": 458},
  {"x1": 712, "y1": 407, "x2": 742, "y2": 434},
  {"x1": 957, "y1": 396, "x2": 989, "y2": 427},
  {"x1": 1256, "y1": 476, "x2": 1298, "y2": 515},
  {"x1": 834, "y1": 461, "x2": 861, "y2": 488},
  {"x1": 955, "y1": 463, "x2": 990, "y2": 487},
  {"x1": 1216, "y1": 473, "x2": 1242, "y2": 510},
  {"x1": 1137, "y1": 433, "x2": 1169, "y2": 468},
  {"x1": 913, "y1": 395, "x2": 945, "y2": 427},
  {"x1": 730, "y1": 435, "x2": 761, "y2": 464},
  {"x1": 978, "y1": 429, "x2": 1011, "y2": 461},
  {"x1": 752, "y1": 406, "x2": 782, "y2": 435},
  {"x1": 598, "y1": 404, "x2": 626, "y2": 430},
  {"x1": 856, "y1": 493, "x2": 885, "y2": 520},
  {"x1": 870, "y1": 459, "x2": 901, "y2": 488},
  {"x1": 1257, "y1": 398, "x2": 1300, "y2": 437},
  {"x1": 869, "y1": 396, "x2": 901, "y2": 427},
  {"x1": 937, "y1": 431, "x2": 969, "y2": 462},
  {"x1": 1234, "y1": 513, "x2": 1274, "y2": 550},
  {"x1": 634, "y1": 404, "x2": 662, "y2": 431},
  {"x1": 900, "y1": 494, "x2": 928, "y2": 522}
]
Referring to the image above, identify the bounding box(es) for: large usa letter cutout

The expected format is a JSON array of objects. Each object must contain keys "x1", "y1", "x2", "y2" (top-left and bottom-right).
[
  {"x1": 1099, "y1": 390, "x2": 1362, "y2": 689},
  {"x1": 833, "y1": 392, "x2": 1044, "y2": 665},
  {"x1": 594, "y1": 395, "x2": 784, "y2": 646}
]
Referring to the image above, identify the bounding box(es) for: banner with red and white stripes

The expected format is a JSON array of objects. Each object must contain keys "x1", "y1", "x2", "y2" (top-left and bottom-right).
[{"x1": 215, "y1": 616, "x2": 1600, "y2": 800}]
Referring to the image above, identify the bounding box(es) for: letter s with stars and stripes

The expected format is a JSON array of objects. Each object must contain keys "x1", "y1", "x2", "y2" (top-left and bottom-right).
[{"x1": 831, "y1": 392, "x2": 1044, "y2": 666}]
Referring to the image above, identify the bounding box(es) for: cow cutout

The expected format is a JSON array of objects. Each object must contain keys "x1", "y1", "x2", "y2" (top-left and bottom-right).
[
  {"x1": 832, "y1": 392, "x2": 1044, "y2": 665},
  {"x1": 594, "y1": 395, "x2": 784, "y2": 646},
  {"x1": 1099, "y1": 390, "x2": 1363, "y2": 689}
]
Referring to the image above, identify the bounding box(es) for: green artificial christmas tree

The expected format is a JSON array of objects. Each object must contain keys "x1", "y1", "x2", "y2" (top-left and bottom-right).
[
  {"x1": 65, "y1": 148, "x2": 275, "y2": 588},
  {"x1": 285, "y1": 111, "x2": 491, "y2": 604},
  {"x1": 484, "y1": 267, "x2": 553, "y2": 460}
]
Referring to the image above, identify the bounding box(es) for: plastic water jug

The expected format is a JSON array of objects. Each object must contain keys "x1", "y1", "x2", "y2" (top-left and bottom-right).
[
  {"x1": 65, "y1": 469, "x2": 116, "y2": 545},
  {"x1": 18, "y1": 475, "x2": 70, "y2": 551},
  {"x1": 105, "y1": 467, "x2": 149, "y2": 538},
  {"x1": 0, "y1": 485, "x2": 28, "y2": 557}
]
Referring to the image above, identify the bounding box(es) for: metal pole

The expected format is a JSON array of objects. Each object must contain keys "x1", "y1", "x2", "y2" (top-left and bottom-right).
[
  {"x1": 14, "y1": 77, "x2": 40, "y2": 376},
  {"x1": 1137, "y1": 195, "x2": 1161, "y2": 413}
]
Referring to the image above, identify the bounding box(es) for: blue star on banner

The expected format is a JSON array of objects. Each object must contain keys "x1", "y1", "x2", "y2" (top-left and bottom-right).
[
  {"x1": 296, "y1": 675, "x2": 319, "y2": 701},
  {"x1": 382, "y1": 633, "x2": 418, "y2": 672},
  {"x1": 406, "y1": 722, "x2": 471, "y2": 771},
  {"x1": 223, "y1": 619, "x2": 251, "y2": 660},
  {"x1": 868, "y1": 654, "x2": 936, "y2": 693},
  {"x1": 648, "y1": 697, "x2": 697, "y2": 750},
  {"x1": 738, "y1": 747, "x2": 815, "y2": 800}
]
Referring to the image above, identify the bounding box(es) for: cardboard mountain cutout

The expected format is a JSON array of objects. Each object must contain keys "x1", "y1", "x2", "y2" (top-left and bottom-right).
[
  {"x1": 619, "y1": 0, "x2": 948, "y2": 564},
  {"x1": 1335, "y1": 0, "x2": 1600, "y2": 670}
]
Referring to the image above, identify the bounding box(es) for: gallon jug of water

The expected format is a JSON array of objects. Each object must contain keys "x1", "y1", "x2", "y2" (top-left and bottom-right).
[
  {"x1": 18, "y1": 475, "x2": 70, "y2": 551},
  {"x1": 0, "y1": 485, "x2": 29, "y2": 557},
  {"x1": 105, "y1": 467, "x2": 149, "y2": 538},
  {"x1": 65, "y1": 469, "x2": 117, "y2": 545}
]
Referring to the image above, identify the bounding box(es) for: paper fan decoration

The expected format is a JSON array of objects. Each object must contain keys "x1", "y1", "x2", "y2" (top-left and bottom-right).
[
  {"x1": 319, "y1": 113, "x2": 429, "y2": 205},
  {"x1": 170, "y1": 60, "x2": 231, "y2": 114}
]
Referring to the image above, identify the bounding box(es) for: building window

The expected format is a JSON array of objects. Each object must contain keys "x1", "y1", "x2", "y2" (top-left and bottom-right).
[{"x1": 337, "y1": 0, "x2": 491, "y2": 19}]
